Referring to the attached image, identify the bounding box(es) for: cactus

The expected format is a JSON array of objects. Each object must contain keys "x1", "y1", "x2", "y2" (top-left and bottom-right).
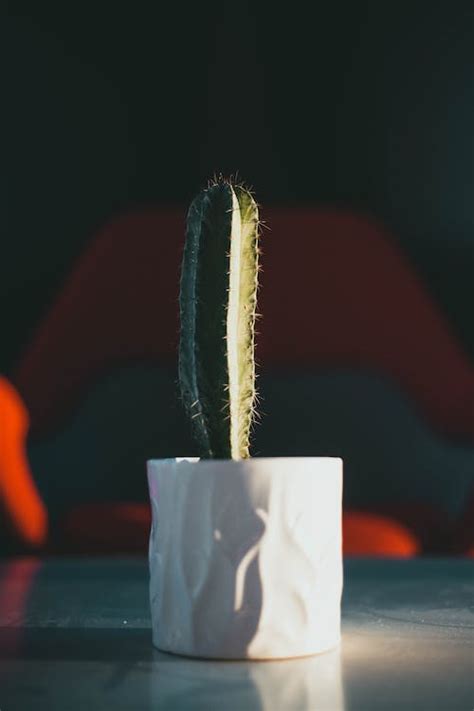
[{"x1": 179, "y1": 178, "x2": 260, "y2": 459}]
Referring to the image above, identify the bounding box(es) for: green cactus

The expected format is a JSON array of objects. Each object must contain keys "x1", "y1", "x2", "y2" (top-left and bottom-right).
[{"x1": 179, "y1": 177, "x2": 260, "y2": 459}]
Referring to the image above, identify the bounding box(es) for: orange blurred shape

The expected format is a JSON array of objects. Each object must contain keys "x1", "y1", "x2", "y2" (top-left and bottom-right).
[
  {"x1": 0, "y1": 377, "x2": 48, "y2": 547},
  {"x1": 343, "y1": 511, "x2": 420, "y2": 557}
]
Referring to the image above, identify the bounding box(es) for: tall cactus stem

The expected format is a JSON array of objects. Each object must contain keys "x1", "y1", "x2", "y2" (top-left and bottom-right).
[{"x1": 179, "y1": 177, "x2": 260, "y2": 459}]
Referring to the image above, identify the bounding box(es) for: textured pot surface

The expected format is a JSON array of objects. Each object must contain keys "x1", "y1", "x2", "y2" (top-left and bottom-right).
[{"x1": 147, "y1": 457, "x2": 343, "y2": 660}]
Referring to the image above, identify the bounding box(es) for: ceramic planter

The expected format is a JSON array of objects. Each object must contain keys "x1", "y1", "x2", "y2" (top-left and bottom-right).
[{"x1": 147, "y1": 457, "x2": 343, "y2": 660}]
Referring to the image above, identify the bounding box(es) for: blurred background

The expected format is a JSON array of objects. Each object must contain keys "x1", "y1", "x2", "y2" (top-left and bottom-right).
[{"x1": 1, "y1": 2, "x2": 473, "y2": 556}]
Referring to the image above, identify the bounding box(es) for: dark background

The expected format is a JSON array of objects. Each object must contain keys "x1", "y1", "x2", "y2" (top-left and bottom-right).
[{"x1": 2, "y1": 1, "x2": 473, "y2": 373}]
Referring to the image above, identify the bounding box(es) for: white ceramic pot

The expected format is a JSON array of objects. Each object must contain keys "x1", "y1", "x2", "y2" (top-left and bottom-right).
[{"x1": 147, "y1": 457, "x2": 343, "y2": 660}]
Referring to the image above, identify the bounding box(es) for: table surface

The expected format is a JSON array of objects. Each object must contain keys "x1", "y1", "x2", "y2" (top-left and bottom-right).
[{"x1": 0, "y1": 557, "x2": 472, "y2": 711}]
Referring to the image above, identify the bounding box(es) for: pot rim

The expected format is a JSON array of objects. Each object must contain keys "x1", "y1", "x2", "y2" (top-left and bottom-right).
[{"x1": 147, "y1": 456, "x2": 343, "y2": 465}]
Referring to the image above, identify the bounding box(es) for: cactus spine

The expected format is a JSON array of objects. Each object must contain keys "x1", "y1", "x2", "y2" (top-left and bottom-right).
[{"x1": 179, "y1": 178, "x2": 260, "y2": 459}]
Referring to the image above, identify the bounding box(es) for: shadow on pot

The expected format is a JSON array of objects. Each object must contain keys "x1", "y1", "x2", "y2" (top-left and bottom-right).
[{"x1": 148, "y1": 459, "x2": 264, "y2": 659}]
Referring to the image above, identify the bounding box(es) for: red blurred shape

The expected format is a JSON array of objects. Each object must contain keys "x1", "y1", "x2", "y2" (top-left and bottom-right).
[
  {"x1": 13, "y1": 209, "x2": 474, "y2": 441},
  {"x1": 5, "y1": 208, "x2": 473, "y2": 553},
  {"x1": 454, "y1": 492, "x2": 474, "y2": 556},
  {"x1": 259, "y1": 209, "x2": 474, "y2": 441},
  {"x1": 61, "y1": 502, "x2": 151, "y2": 554}
]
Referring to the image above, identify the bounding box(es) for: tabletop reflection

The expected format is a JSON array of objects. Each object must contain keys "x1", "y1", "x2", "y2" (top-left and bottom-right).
[{"x1": 149, "y1": 647, "x2": 344, "y2": 711}]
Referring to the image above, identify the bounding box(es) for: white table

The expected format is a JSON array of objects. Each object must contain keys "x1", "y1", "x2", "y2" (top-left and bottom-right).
[{"x1": 0, "y1": 557, "x2": 472, "y2": 710}]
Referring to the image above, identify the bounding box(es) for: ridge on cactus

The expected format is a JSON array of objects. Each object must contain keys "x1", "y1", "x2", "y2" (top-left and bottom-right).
[{"x1": 179, "y1": 177, "x2": 260, "y2": 459}]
